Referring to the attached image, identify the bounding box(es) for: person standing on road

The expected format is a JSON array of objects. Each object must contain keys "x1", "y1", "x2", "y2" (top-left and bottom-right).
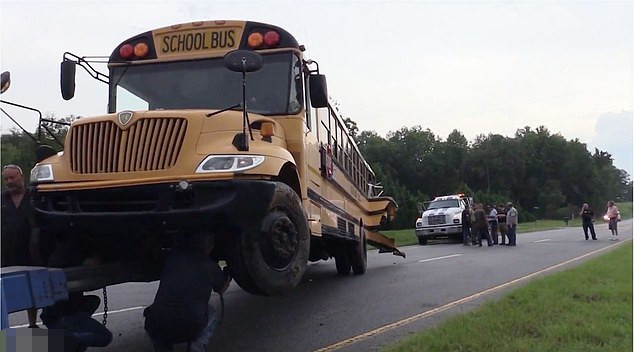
[
  {"x1": 606, "y1": 201, "x2": 620, "y2": 240},
  {"x1": 144, "y1": 232, "x2": 231, "y2": 352},
  {"x1": 488, "y1": 205, "x2": 499, "y2": 245},
  {"x1": 2, "y1": 164, "x2": 42, "y2": 328},
  {"x1": 579, "y1": 203, "x2": 597, "y2": 240},
  {"x1": 462, "y1": 205, "x2": 472, "y2": 246},
  {"x1": 506, "y1": 202, "x2": 518, "y2": 246},
  {"x1": 497, "y1": 206, "x2": 507, "y2": 245},
  {"x1": 473, "y1": 204, "x2": 492, "y2": 247}
]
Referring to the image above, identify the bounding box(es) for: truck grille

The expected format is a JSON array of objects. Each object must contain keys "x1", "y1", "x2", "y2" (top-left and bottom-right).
[
  {"x1": 69, "y1": 118, "x2": 187, "y2": 173},
  {"x1": 428, "y1": 215, "x2": 446, "y2": 225}
]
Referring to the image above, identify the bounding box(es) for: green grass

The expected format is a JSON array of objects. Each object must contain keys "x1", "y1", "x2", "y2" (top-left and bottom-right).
[
  {"x1": 385, "y1": 242, "x2": 633, "y2": 352},
  {"x1": 382, "y1": 228, "x2": 419, "y2": 247},
  {"x1": 381, "y1": 201, "x2": 633, "y2": 248},
  {"x1": 617, "y1": 201, "x2": 632, "y2": 219}
]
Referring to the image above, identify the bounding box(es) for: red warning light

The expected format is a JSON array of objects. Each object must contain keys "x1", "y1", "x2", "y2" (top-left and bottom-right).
[
  {"x1": 119, "y1": 44, "x2": 134, "y2": 59},
  {"x1": 264, "y1": 31, "x2": 280, "y2": 47}
]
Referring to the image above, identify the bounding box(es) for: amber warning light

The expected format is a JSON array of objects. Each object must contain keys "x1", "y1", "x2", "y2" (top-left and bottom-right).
[{"x1": 248, "y1": 30, "x2": 280, "y2": 49}]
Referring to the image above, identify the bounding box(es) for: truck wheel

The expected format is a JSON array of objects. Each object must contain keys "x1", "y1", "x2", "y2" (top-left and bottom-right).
[
  {"x1": 418, "y1": 237, "x2": 428, "y2": 245},
  {"x1": 334, "y1": 248, "x2": 351, "y2": 276},
  {"x1": 349, "y1": 228, "x2": 367, "y2": 275},
  {"x1": 239, "y1": 182, "x2": 310, "y2": 295}
]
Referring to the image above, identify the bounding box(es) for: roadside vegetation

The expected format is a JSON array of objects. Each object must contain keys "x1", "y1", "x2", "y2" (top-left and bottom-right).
[{"x1": 385, "y1": 242, "x2": 633, "y2": 352}]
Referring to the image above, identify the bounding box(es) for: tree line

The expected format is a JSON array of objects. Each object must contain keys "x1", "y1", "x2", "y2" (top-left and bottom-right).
[{"x1": 350, "y1": 122, "x2": 632, "y2": 229}]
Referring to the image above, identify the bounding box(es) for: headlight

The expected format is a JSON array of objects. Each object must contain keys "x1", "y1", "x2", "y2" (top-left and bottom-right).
[
  {"x1": 30, "y1": 164, "x2": 54, "y2": 183},
  {"x1": 195, "y1": 155, "x2": 265, "y2": 173},
  {"x1": 415, "y1": 218, "x2": 423, "y2": 227}
]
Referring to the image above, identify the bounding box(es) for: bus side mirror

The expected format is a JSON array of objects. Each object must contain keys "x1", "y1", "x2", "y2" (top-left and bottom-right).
[
  {"x1": 224, "y1": 50, "x2": 263, "y2": 73},
  {"x1": 1, "y1": 71, "x2": 10, "y2": 94},
  {"x1": 309, "y1": 74, "x2": 328, "y2": 108},
  {"x1": 61, "y1": 60, "x2": 77, "y2": 100}
]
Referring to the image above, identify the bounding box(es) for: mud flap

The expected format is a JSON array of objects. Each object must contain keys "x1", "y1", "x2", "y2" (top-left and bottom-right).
[{"x1": 366, "y1": 230, "x2": 406, "y2": 258}]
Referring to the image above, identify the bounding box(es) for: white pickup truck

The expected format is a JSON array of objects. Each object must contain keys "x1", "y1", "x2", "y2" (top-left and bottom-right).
[{"x1": 415, "y1": 194, "x2": 472, "y2": 245}]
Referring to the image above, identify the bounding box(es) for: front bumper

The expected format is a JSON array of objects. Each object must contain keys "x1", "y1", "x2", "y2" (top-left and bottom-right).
[
  {"x1": 415, "y1": 224, "x2": 462, "y2": 237},
  {"x1": 32, "y1": 179, "x2": 276, "y2": 236}
]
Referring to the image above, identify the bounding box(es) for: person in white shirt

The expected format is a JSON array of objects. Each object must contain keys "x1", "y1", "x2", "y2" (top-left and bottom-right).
[
  {"x1": 506, "y1": 202, "x2": 518, "y2": 246},
  {"x1": 488, "y1": 205, "x2": 498, "y2": 245}
]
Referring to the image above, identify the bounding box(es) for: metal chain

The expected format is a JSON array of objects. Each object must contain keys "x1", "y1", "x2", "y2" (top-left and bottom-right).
[{"x1": 102, "y1": 287, "x2": 108, "y2": 326}]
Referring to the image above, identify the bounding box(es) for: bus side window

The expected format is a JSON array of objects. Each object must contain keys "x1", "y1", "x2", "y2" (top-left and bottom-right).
[{"x1": 319, "y1": 111, "x2": 329, "y2": 144}]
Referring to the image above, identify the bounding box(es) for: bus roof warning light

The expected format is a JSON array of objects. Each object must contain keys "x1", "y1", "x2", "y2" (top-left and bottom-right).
[
  {"x1": 248, "y1": 32, "x2": 264, "y2": 48},
  {"x1": 134, "y1": 43, "x2": 149, "y2": 58},
  {"x1": 119, "y1": 44, "x2": 134, "y2": 59},
  {"x1": 264, "y1": 31, "x2": 280, "y2": 47}
]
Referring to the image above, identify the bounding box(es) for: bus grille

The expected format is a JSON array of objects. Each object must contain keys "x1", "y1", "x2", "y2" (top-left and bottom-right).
[
  {"x1": 427, "y1": 215, "x2": 446, "y2": 225},
  {"x1": 69, "y1": 118, "x2": 187, "y2": 173}
]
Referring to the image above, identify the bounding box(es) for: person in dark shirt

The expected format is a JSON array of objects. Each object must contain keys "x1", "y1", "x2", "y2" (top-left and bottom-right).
[
  {"x1": 497, "y1": 206, "x2": 507, "y2": 245},
  {"x1": 579, "y1": 203, "x2": 597, "y2": 240},
  {"x1": 2, "y1": 164, "x2": 41, "y2": 328},
  {"x1": 461, "y1": 206, "x2": 472, "y2": 246},
  {"x1": 144, "y1": 232, "x2": 231, "y2": 352},
  {"x1": 473, "y1": 203, "x2": 492, "y2": 247}
]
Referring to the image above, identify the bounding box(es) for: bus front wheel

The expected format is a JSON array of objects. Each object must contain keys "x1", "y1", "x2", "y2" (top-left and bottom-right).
[{"x1": 239, "y1": 182, "x2": 310, "y2": 295}]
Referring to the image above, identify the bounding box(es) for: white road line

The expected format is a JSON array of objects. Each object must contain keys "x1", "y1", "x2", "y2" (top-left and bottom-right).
[
  {"x1": 10, "y1": 306, "x2": 145, "y2": 329},
  {"x1": 314, "y1": 240, "x2": 628, "y2": 352},
  {"x1": 418, "y1": 254, "x2": 463, "y2": 263},
  {"x1": 534, "y1": 239, "x2": 551, "y2": 243}
]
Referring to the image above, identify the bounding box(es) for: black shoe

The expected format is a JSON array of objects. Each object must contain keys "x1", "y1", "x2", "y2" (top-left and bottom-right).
[
  {"x1": 592, "y1": 238, "x2": 597, "y2": 240},
  {"x1": 585, "y1": 238, "x2": 589, "y2": 240},
  {"x1": 479, "y1": 244, "x2": 483, "y2": 247}
]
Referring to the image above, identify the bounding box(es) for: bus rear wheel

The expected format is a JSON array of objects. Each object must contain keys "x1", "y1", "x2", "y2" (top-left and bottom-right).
[
  {"x1": 237, "y1": 182, "x2": 310, "y2": 295},
  {"x1": 334, "y1": 248, "x2": 351, "y2": 276},
  {"x1": 349, "y1": 228, "x2": 367, "y2": 275}
]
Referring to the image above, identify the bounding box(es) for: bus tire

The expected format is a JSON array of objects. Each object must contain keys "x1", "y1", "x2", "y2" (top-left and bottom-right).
[
  {"x1": 335, "y1": 248, "x2": 351, "y2": 276},
  {"x1": 418, "y1": 237, "x2": 428, "y2": 245},
  {"x1": 226, "y1": 235, "x2": 267, "y2": 295},
  {"x1": 350, "y1": 228, "x2": 367, "y2": 275},
  {"x1": 240, "y1": 182, "x2": 310, "y2": 295}
]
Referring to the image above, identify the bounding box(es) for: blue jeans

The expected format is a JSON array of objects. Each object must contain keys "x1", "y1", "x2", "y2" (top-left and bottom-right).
[
  {"x1": 189, "y1": 305, "x2": 219, "y2": 352},
  {"x1": 507, "y1": 225, "x2": 517, "y2": 245}
]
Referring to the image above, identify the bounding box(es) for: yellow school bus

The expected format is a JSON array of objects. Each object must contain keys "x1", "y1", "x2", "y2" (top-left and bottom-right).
[{"x1": 31, "y1": 20, "x2": 402, "y2": 295}]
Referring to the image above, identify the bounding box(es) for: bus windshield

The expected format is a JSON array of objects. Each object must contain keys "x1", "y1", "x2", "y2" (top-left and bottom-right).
[
  {"x1": 427, "y1": 199, "x2": 460, "y2": 210},
  {"x1": 109, "y1": 52, "x2": 303, "y2": 115}
]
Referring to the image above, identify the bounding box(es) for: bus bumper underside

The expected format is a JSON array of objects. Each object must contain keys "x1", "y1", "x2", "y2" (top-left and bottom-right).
[{"x1": 32, "y1": 180, "x2": 277, "y2": 290}]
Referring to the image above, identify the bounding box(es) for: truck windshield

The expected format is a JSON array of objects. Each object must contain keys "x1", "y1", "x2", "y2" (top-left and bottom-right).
[
  {"x1": 428, "y1": 199, "x2": 460, "y2": 209},
  {"x1": 109, "y1": 52, "x2": 303, "y2": 116}
]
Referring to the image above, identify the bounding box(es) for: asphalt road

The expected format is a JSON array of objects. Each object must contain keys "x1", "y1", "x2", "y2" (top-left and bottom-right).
[{"x1": 9, "y1": 220, "x2": 632, "y2": 352}]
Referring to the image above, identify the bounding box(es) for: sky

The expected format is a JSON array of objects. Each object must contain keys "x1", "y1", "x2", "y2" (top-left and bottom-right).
[{"x1": 1, "y1": 0, "x2": 632, "y2": 175}]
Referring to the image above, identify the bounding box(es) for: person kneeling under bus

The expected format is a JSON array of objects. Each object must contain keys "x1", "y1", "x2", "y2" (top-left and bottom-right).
[{"x1": 144, "y1": 232, "x2": 231, "y2": 352}]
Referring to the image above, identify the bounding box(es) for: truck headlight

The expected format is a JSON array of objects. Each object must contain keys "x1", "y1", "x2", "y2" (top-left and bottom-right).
[
  {"x1": 195, "y1": 155, "x2": 265, "y2": 173},
  {"x1": 30, "y1": 164, "x2": 54, "y2": 183},
  {"x1": 415, "y1": 218, "x2": 423, "y2": 228}
]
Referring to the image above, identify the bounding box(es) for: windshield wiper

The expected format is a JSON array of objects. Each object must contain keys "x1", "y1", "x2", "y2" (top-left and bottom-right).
[{"x1": 206, "y1": 103, "x2": 242, "y2": 117}]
